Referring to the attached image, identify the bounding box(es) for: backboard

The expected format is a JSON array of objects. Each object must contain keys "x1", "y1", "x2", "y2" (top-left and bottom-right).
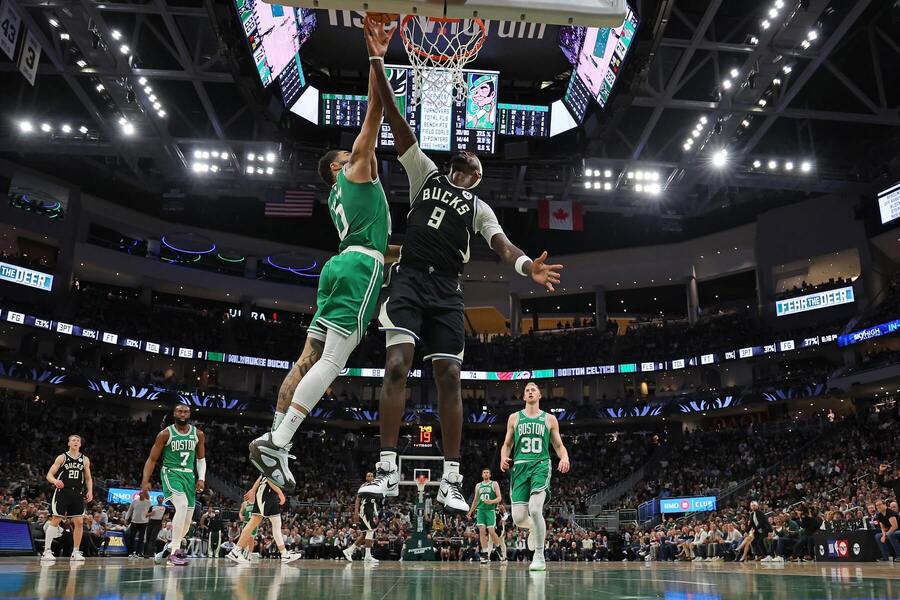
[{"x1": 263, "y1": 0, "x2": 627, "y2": 28}]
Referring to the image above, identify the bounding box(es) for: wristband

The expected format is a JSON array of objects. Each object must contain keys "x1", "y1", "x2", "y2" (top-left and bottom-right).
[
  {"x1": 514, "y1": 255, "x2": 531, "y2": 277},
  {"x1": 369, "y1": 56, "x2": 384, "y2": 62}
]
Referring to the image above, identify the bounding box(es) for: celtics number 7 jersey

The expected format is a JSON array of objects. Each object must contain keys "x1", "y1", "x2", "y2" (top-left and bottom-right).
[
  {"x1": 512, "y1": 410, "x2": 550, "y2": 462},
  {"x1": 162, "y1": 424, "x2": 198, "y2": 471},
  {"x1": 328, "y1": 167, "x2": 391, "y2": 254}
]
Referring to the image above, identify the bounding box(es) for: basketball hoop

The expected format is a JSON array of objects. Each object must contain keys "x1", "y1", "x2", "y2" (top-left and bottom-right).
[
  {"x1": 399, "y1": 15, "x2": 487, "y2": 107},
  {"x1": 415, "y1": 474, "x2": 428, "y2": 495}
]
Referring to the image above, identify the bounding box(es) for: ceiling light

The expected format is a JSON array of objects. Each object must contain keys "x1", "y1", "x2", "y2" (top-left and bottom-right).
[
  {"x1": 210, "y1": 165, "x2": 219, "y2": 173},
  {"x1": 729, "y1": 68, "x2": 739, "y2": 78},
  {"x1": 752, "y1": 160, "x2": 761, "y2": 168},
  {"x1": 211, "y1": 151, "x2": 220, "y2": 159},
  {"x1": 157, "y1": 110, "x2": 166, "y2": 118},
  {"x1": 691, "y1": 129, "x2": 701, "y2": 138},
  {"x1": 741, "y1": 119, "x2": 750, "y2": 128},
  {"x1": 768, "y1": 160, "x2": 777, "y2": 170},
  {"x1": 758, "y1": 98, "x2": 767, "y2": 107},
  {"x1": 800, "y1": 40, "x2": 810, "y2": 49},
  {"x1": 699, "y1": 116, "x2": 708, "y2": 125},
  {"x1": 40, "y1": 123, "x2": 52, "y2": 132},
  {"x1": 783, "y1": 64, "x2": 792, "y2": 74},
  {"x1": 774, "y1": 0, "x2": 784, "y2": 7},
  {"x1": 144, "y1": 86, "x2": 152, "y2": 94},
  {"x1": 246, "y1": 166, "x2": 254, "y2": 174},
  {"x1": 76, "y1": 59, "x2": 87, "y2": 68},
  {"x1": 247, "y1": 152, "x2": 256, "y2": 161},
  {"x1": 785, "y1": 161, "x2": 794, "y2": 171},
  {"x1": 627, "y1": 171, "x2": 634, "y2": 179},
  {"x1": 651, "y1": 172, "x2": 660, "y2": 181},
  {"x1": 773, "y1": 78, "x2": 782, "y2": 85},
  {"x1": 712, "y1": 148, "x2": 728, "y2": 168},
  {"x1": 96, "y1": 83, "x2": 105, "y2": 92},
  {"x1": 604, "y1": 182, "x2": 612, "y2": 191},
  {"x1": 593, "y1": 182, "x2": 601, "y2": 190},
  {"x1": 121, "y1": 121, "x2": 135, "y2": 135},
  {"x1": 635, "y1": 184, "x2": 643, "y2": 192},
  {"x1": 48, "y1": 18, "x2": 59, "y2": 27},
  {"x1": 201, "y1": 151, "x2": 210, "y2": 159},
  {"x1": 585, "y1": 169, "x2": 593, "y2": 177},
  {"x1": 722, "y1": 79, "x2": 732, "y2": 90},
  {"x1": 683, "y1": 143, "x2": 691, "y2": 151},
  {"x1": 19, "y1": 121, "x2": 33, "y2": 133},
  {"x1": 265, "y1": 152, "x2": 276, "y2": 163},
  {"x1": 768, "y1": 8, "x2": 778, "y2": 18},
  {"x1": 800, "y1": 161, "x2": 812, "y2": 172},
  {"x1": 256, "y1": 167, "x2": 264, "y2": 175},
  {"x1": 192, "y1": 163, "x2": 203, "y2": 173},
  {"x1": 59, "y1": 32, "x2": 70, "y2": 41},
  {"x1": 266, "y1": 167, "x2": 274, "y2": 175},
  {"x1": 119, "y1": 45, "x2": 130, "y2": 55},
  {"x1": 148, "y1": 94, "x2": 157, "y2": 102},
  {"x1": 61, "y1": 124, "x2": 71, "y2": 133},
  {"x1": 78, "y1": 125, "x2": 88, "y2": 134},
  {"x1": 807, "y1": 30, "x2": 818, "y2": 40},
  {"x1": 138, "y1": 77, "x2": 147, "y2": 85},
  {"x1": 111, "y1": 30, "x2": 122, "y2": 41},
  {"x1": 604, "y1": 169, "x2": 612, "y2": 178},
  {"x1": 194, "y1": 150, "x2": 202, "y2": 159},
  {"x1": 153, "y1": 102, "x2": 162, "y2": 111},
  {"x1": 584, "y1": 181, "x2": 592, "y2": 189},
  {"x1": 750, "y1": 36, "x2": 759, "y2": 45},
  {"x1": 761, "y1": 19, "x2": 770, "y2": 29},
  {"x1": 635, "y1": 170, "x2": 644, "y2": 180},
  {"x1": 647, "y1": 183, "x2": 660, "y2": 194}
]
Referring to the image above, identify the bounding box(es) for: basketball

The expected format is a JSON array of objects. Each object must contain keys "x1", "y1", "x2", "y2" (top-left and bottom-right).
[{"x1": 366, "y1": 12, "x2": 399, "y2": 25}]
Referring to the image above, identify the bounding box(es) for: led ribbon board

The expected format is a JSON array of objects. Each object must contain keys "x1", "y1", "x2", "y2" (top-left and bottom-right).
[
  {"x1": 0, "y1": 262, "x2": 53, "y2": 291},
  {"x1": 775, "y1": 286, "x2": 854, "y2": 317},
  {"x1": 660, "y1": 496, "x2": 717, "y2": 514}
]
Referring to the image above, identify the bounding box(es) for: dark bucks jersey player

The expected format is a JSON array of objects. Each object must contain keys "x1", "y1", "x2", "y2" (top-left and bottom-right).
[{"x1": 359, "y1": 19, "x2": 565, "y2": 514}]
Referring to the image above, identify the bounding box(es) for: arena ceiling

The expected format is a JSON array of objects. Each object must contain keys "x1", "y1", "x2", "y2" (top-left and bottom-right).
[{"x1": 0, "y1": 0, "x2": 898, "y2": 253}]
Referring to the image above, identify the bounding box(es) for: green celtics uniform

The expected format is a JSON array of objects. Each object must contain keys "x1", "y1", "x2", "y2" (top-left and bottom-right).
[
  {"x1": 309, "y1": 166, "x2": 391, "y2": 343},
  {"x1": 160, "y1": 424, "x2": 198, "y2": 509},
  {"x1": 510, "y1": 410, "x2": 551, "y2": 505},
  {"x1": 475, "y1": 481, "x2": 498, "y2": 527}
]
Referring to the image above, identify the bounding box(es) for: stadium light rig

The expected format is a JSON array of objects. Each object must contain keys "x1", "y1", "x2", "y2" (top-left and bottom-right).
[{"x1": 582, "y1": 167, "x2": 616, "y2": 191}]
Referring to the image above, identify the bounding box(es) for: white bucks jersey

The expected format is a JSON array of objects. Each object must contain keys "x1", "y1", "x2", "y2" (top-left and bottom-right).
[{"x1": 404, "y1": 175, "x2": 480, "y2": 275}]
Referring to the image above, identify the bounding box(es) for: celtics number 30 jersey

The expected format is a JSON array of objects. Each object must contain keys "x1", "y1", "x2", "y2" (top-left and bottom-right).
[
  {"x1": 162, "y1": 424, "x2": 198, "y2": 471},
  {"x1": 512, "y1": 410, "x2": 550, "y2": 462},
  {"x1": 328, "y1": 168, "x2": 391, "y2": 254}
]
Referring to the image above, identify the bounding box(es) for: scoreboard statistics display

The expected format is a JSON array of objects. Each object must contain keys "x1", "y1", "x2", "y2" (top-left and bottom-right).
[
  {"x1": 278, "y1": 54, "x2": 306, "y2": 109},
  {"x1": 498, "y1": 103, "x2": 550, "y2": 137},
  {"x1": 563, "y1": 71, "x2": 591, "y2": 123},
  {"x1": 321, "y1": 93, "x2": 368, "y2": 127},
  {"x1": 877, "y1": 182, "x2": 900, "y2": 225}
]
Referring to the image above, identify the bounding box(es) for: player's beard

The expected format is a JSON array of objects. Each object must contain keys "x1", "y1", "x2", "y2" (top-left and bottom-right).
[{"x1": 175, "y1": 417, "x2": 188, "y2": 426}]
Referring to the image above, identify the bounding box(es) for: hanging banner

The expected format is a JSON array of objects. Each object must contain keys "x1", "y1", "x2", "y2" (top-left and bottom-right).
[
  {"x1": 17, "y1": 28, "x2": 41, "y2": 86},
  {"x1": 0, "y1": 0, "x2": 22, "y2": 61}
]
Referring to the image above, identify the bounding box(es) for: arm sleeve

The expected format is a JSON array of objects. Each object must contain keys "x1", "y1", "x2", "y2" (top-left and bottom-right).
[
  {"x1": 398, "y1": 144, "x2": 439, "y2": 205},
  {"x1": 473, "y1": 199, "x2": 505, "y2": 248}
]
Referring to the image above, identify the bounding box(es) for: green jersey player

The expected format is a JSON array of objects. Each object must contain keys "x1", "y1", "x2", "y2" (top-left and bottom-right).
[
  {"x1": 142, "y1": 405, "x2": 206, "y2": 566},
  {"x1": 251, "y1": 64, "x2": 395, "y2": 490},
  {"x1": 467, "y1": 468, "x2": 506, "y2": 564},
  {"x1": 500, "y1": 382, "x2": 569, "y2": 571}
]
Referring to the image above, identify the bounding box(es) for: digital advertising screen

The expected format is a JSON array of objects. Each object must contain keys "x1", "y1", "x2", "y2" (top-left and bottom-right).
[
  {"x1": 234, "y1": 0, "x2": 316, "y2": 87},
  {"x1": 877, "y1": 182, "x2": 900, "y2": 225},
  {"x1": 660, "y1": 496, "x2": 717, "y2": 514},
  {"x1": 498, "y1": 103, "x2": 550, "y2": 137},
  {"x1": 0, "y1": 261, "x2": 53, "y2": 292},
  {"x1": 572, "y1": 3, "x2": 639, "y2": 107},
  {"x1": 557, "y1": 25, "x2": 587, "y2": 67},
  {"x1": 775, "y1": 286, "x2": 855, "y2": 317},
  {"x1": 107, "y1": 488, "x2": 167, "y2": 505},
  {"x1": 0, "y1": 519, "x2": 34, "y2": 555}
]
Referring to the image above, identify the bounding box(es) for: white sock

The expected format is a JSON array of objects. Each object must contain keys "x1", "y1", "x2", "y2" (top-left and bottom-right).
[
  {"x1": 272, "y1": 330, "x2": 355, "y2": 448},
  {"x1": 44, "y1": 525, "x2": 58, "y2": 553},
  {"x1": 272, "y1": 412, "x2": 285, "y2": 431},
  {"x1": 443, "y1": 460, "x2": 460, "y2": 478},
  {"x1": 365, "y1": 546, "x2": 373, "y2": 558},
  {"x1": 381, "y1": 450, "x2": 398, "y2": 471}
]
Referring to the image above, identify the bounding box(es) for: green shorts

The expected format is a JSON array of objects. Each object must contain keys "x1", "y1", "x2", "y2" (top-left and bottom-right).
[
  {"x1": 160, "y1": 467, "x2": 196, "y2": 509},
  {"x1": 476, "y1": 510, "x2": 497, "y2": 528},
  {"x1": 309, "y1": 249, "x2": 384, "y2": 343},
  {"x1": 510, "y1": 459, "x2": 551, "y2": 505}
]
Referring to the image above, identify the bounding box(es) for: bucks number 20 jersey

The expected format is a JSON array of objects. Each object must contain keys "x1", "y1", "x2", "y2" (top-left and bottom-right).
[
  {"x1": 327, "y1": 167, "x2": 391, "y2": 254},
  {"x1": 162, "y1": 424, "x2": 198, "y2": 471},
  {"x1": 398, "y1": 146, "x2": 504, "y2": 276},
  {"x1": 512, "y1": 410, "x2": 551, "y2": 462},
  {"x1": 59, "y1": 452, "x2": 86, "y2": 492}
]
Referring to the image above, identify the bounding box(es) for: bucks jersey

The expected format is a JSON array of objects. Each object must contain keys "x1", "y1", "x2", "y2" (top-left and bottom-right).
[
  {"x1": 512, "y1": 411, "x2": 550, "y2": 463},
  {"x1": 162, "y1": 424, "x2": 198, "y2": 471},
  {"x1": 328, "y1": 167, "x2": 391, "y2": 254},
  {"x1": 476, "y1": 481, "x2": 497, "y2": 511},
  {"x1": 59, "y1": 452, "x2": 86, "y2": 492}
]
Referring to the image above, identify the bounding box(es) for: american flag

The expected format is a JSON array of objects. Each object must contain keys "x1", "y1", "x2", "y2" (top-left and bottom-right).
[{"x1": 264, "y1": 189, "x2": 315, "y2": 218}]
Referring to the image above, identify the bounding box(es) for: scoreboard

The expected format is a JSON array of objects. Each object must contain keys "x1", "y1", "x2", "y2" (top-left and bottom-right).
[
  {"x1": 321, "y1": 93, "x2": 367, "y2": 127},
  {"x1": 498, "y1": 103, "x2": 550, "y2": 137},
  {"x1": 413, "y1": 425, "x2": 434, "y2": 449}
]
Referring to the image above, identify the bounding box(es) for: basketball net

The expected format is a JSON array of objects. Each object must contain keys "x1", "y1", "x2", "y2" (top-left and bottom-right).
[
  {"x1": 415, "y1": 475, "x2": 428, "y2": 500},
  {"x1": 399, "y1": 16, "x2": 487, "y2": 107}
]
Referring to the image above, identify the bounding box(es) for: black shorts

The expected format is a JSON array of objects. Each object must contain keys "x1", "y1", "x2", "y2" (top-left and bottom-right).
[
  {"x1": 51, "y1": 488, "x2": 85, "y2": 518},
  {"x1": 251, "y1": 484, "x2": 281, "y2": 518},
  {"x1": 359, "y1": 507, "x2": 377, "y2": 532},
  {"x1": 378, "y1": 263, "x2": 465, "y2": 362}
]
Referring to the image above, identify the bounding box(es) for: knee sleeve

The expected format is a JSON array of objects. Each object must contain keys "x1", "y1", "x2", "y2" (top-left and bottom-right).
[
  {"x1": 512, "y1": 505, "x2": 530, "y2": 528},
  {"x1": 365, "y1": 531, "x2": 374, "y2": 541}
]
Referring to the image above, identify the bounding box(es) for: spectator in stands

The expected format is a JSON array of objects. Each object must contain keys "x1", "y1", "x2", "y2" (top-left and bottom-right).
[
  {"x1": 790, "y1": 505, "x2": 820, "y2": 562},
  {"x1": 748, "y1": 501, "x2": 771, "y2": 560},
  {"x1": 874, "y1": 499, "x2": 900, "y2": 562},
  {"x1": 124, "y1": 491, "x2": 151, "y2": 557},
  {"x1": 877, "y1": 464, "x2": 900, "y2": 500}
]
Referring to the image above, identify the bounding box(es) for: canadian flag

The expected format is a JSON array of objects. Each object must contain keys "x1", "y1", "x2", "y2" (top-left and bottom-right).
[{"x1": 538, "y1": 199, "x2": 584, "y2": 231}]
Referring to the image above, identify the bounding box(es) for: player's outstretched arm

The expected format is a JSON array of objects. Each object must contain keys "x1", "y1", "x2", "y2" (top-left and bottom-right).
[
  {"x1": 548, "y1": 415, "x2": 570, "y2": 473},
  {"x1": 499, "y1": 413, "x2": 516, "y2": 472},
  {"x1": 196, "y1": 429, "x2": 206, "y2": 492},
  {"x1": 363, "y1": 19, "x2": 417, "y2": 156},
  {"x1": 141, "y1": 429, "x2": 169, "y2": 492},
  {"x1": 346, "y1": 66, "x2": 383, "y2": 183},
  {"x1": 489, "y1": 231, "x2": 563, "y2": 292},
  {"x1": 46, "y1": 454, "x2": 65, "y2": 488}
]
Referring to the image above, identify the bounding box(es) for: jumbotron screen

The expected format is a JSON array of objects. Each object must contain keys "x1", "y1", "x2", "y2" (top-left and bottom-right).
[
  {"x1": 877, "y1": 181, "x2": 900, "y2": 225},
  {"x1": 234, "y1": 0, "x2": 316, "y2": 87}
]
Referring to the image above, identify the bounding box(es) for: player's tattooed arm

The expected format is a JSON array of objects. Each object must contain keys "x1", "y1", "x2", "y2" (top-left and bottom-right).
[
  {"x1": 46, "y1": 454, "x2": 65, "y2": 488},
  {"x1": 548, "y1": 415, "x2": 570, "y2": 473},
  {"x1": 141, "y1": 429, "x2": 170, "y2": 492}
]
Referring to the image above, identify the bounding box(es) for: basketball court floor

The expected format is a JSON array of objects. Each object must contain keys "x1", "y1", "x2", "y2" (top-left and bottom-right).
[{"x1": 0, "y1": 559, "x2": 897, "y2": 599}]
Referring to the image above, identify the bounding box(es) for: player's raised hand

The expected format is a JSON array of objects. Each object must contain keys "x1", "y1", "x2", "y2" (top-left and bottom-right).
[
  {"x1": 363, "y1": 17, "x2": 395, "y2": 58},
  {"x1": 530, "y1": 251, "x2": 563, "y2": 292},
  {"x1": 557, "y1": 458, "x2": 570, "y2": 474}
]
